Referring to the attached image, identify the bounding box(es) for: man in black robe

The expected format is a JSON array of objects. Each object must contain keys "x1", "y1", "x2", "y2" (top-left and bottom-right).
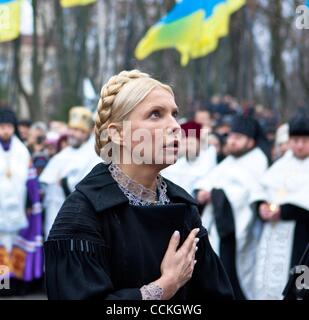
[
  {"x1": 195, "y1": 115, "x2": 270, "y2": 299},
  {"x1": 251, "y1": 113, "x2": 309, "y2": 299}
]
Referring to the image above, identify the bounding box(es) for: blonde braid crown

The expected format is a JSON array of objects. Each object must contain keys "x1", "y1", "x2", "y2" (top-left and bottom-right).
[{"x1": 94, "y1": 70, "x2": 151, "y2": 156}]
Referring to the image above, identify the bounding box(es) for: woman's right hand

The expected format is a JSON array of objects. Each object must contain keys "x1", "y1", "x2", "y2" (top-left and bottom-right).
[{"x1": 153, "y1": 228, "x2": 200, "y2": 300}]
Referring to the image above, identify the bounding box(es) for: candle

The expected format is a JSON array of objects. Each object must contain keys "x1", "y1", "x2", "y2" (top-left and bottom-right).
[{"x1": 269, "y1": 203, "x2": 279, "y2": 213}]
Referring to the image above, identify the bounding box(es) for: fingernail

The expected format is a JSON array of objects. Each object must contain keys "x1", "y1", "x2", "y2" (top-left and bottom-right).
[
  {"x1": 195, "y1": 228, "x2": 200, "y2": 233},
  {"x1": 194, "y1": 260, "x2": 197, "y2": 264},
  {"x1": 195, "y1": 238, "x2": 200, "y2": 244},
  {"x1": 174, "y1": 230, "x2": 180, "y2": 237},
  {"x1": 195, "y1": 246, "x2": 198, "y2": 251}
]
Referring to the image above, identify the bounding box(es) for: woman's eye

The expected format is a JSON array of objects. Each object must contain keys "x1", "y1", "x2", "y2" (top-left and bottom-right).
[
  {"x1": 150, "y1": 111, "x2": 160, "y2": 119},
  {"x1": 173, "y1": 111, "x2": 179, "y2": 118}
]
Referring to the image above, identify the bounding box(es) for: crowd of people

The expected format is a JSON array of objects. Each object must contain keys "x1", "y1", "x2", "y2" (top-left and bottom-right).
[
  {"x1": 0, "y1": 89, "x2": 308, "y2": 300},
  {"x1": 162, "y1": 100, "x2": 309, "y2": 300},
  {"x1": 0, "y1": 106, "x2": 101, "y2": 296}
]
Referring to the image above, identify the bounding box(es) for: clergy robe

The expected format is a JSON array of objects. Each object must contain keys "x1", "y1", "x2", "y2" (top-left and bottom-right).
[
  {"x1": 0, "y1": 136, "x2": 43, "y2": 293},
  {"x1": 39, "y1": 135, "x2": 102, "y2": 239},
  {"x1": 0, "y1": 136, "x2": 30, "y2": 239},
  {"x1": 194, "y1": 147, "x2": 269, "y2": 299},
  {"x1": 250, "y1": 150, "x2": 309, "y2": 300},
  {"x1": 44, "y1": 163, "x2": 234, "y2": 300},
  {"x1": 161, "y1": 146, "x2": 217, "y2": 196}
]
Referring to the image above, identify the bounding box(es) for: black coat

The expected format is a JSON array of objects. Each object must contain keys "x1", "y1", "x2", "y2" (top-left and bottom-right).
[{"x1": 44, "y1": 163, "x2": 234, "y2": 300}]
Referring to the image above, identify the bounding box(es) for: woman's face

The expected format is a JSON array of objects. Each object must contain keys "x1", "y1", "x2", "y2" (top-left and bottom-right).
[{"x1": 121, "y1": 86, "x2": 181, "y2": 168}]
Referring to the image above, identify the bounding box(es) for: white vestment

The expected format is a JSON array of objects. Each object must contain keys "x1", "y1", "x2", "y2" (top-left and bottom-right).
[
  {"x1": 40, "y1": 135, "x2": 102, "y2": 239},
  {"x1": 250, "y1": 150, "x2": 309, "y2": 300},
  {"x1": 195, "y1": 147, "x2": 268, "y2": 298},
  {"x1": 161, "y1": 146, "x2": 217, "y2": 196},
  {"x1": 0, "y1": 136, "x2": 30, "y2": 251}
]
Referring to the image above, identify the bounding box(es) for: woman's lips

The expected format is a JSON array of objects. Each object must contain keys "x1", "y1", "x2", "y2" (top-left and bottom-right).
[
  {"x1": 163, "y1": 141, "x2": 179, "y2": 148},
  {"x1": 163, "y1": 141, "x2": 179, "y2": 154}
]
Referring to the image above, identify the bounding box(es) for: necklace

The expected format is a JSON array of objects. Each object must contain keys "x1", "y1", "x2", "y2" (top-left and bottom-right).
[{"x1": 108, "y1": 163, "x2": 170, "y2": 206}]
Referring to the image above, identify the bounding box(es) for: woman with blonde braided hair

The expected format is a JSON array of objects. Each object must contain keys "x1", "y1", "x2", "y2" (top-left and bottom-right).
[{"x1": 44, "y1": 70, "x2": 233, "y2": 300}]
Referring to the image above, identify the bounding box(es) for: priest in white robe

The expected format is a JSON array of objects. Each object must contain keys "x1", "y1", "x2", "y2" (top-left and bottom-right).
[
  {"x1": 194, "y1": 115, "x2": 270, "y2": 299},
  {"x1": 0, "y1": 109, "x2": 43, "y2": 296},
  {"x1": 40, "y1": 107, "x2": 102, "y2": 239},
  {"x1": 250, "y1": 113, "x2": 309, "y2": 300},
  {"x1": 161, "y1": 121, "x2": 217, "y2": 197}
]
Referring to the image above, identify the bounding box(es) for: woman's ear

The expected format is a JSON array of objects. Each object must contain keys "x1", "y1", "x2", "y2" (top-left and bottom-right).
[{"x1": 107, "y1": 123, "x2": 124, "y2": 145}]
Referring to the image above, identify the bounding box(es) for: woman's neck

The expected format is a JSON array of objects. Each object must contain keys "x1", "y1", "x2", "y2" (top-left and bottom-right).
[{"x1": 117, "y1": 163, "x2": 159, "y2": 191}]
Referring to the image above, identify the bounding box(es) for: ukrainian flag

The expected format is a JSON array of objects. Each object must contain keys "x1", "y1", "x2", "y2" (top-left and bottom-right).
[
  {"x1": 60, "y1": 0, "x2": 96, "y2": 8},
  {"x1": 191, "y1": 0, "x2": 246, "y2": 60},
  {"x1": 135, "y1": 0, "x2": 246, "y2": 66},
  {"x1": 0, "y1": 0, "x2": 21, "y2": 43}
]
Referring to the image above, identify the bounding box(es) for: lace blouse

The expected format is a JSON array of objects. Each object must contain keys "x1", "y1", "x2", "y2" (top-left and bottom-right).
[{"x1": 108, "y1": 163, "x2": 170, "y2": 206}]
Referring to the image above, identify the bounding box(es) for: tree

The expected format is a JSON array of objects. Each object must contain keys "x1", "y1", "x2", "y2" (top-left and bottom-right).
[
  {"x1": 53, "y1": 0, "x2": 92, "y2": 120},
  {"x1": 13, "y1": 0, "x2": 54, "y2": 121}
]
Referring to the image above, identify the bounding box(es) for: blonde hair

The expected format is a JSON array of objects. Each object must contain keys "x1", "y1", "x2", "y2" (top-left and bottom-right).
[{"x1": 94, "y1": 70, "x2": 174, "y2": 156}]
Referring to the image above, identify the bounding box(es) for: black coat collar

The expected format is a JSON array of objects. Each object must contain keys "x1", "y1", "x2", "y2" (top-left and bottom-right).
[{"x1": 75, "y1": 163, "x2": 197, "y2": 212}]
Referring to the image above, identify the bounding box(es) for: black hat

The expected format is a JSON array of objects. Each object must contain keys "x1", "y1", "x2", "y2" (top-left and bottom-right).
[
  {"x1": 0, "y1": 109, "x2": 17, "y2": 126},
  {"x1": 289, "y1": 114, "x2": 309, "y2": 137},
  {"x1": 231, "y1": 115, "x2": 260, "y2": 140},
  {"x1": 231, "y1": 115, "x2": 272, "y2": 163},
  {"x1": 0, "y1": 108, "x2": 20, "y2": 138}
]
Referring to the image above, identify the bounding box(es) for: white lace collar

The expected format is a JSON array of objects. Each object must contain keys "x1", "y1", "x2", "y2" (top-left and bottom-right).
[{"x1": 108, "y1": 163, "x2": 170, "y2": 206}]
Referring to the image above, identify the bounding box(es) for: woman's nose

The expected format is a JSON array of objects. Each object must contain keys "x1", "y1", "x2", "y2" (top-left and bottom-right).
[{"x1": 167, "y1": 117, "x2": 181, "y2": 135}]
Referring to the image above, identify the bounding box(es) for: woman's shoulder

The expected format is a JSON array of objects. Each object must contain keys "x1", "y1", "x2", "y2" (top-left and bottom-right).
[
  {"x1": 45, "y1": 164, "x2": 118, "y2": 243},
  {"x1": 75, "y1": 162, "x2": 130, "y2": 212},
  {"x1": 47, "y1": 190, "x2": 102, "y2": 241},
  {"x1": 47, "y1": 163, "x2": 118, "y2": 239}
]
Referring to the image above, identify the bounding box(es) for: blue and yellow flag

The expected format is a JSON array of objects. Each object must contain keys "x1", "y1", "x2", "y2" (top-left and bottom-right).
[
  {"x1": 135, "y1": 0, "x2": 246, "y2": 66},
  {"x1": 0, "y1": 0, "x2": 21, "y2": 43},
  {"x1": 60, "y1": 0, "x2": 96, "y2": 8}
]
